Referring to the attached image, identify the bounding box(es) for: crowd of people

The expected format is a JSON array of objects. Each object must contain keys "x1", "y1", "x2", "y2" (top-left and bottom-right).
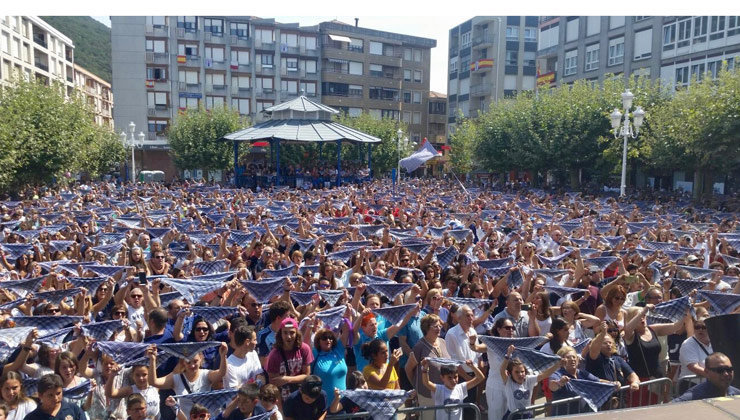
[{"x1": 0, "y1": 178, "x2": 739, "y2": 420}]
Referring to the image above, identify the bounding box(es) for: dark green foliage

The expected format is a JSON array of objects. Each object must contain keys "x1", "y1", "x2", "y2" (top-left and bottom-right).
[{"x1": 40, "y1": 16, "x2": 111, "y2": 83}]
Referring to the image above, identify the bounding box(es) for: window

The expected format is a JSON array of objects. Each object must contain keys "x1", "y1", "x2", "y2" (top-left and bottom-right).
[
  {"x1": 368, "y1": 87, "x2": 399, "y2": 101},
  {"x1": 179, "y1": 96, "x2": 199, "y2": 109},
  {"x1": 634, "y1": 16, "x2": 650, "y2": 22},
  {"x1": 148, "y1": 119, "x2": 168, "y2": 135},
  {"x1": 302, "y1": 59, "x2": 316, "y2": 74},
  {"x1": 412, "y1": 111, "x2": 421, "y2": 124},
  {"x1": 566, "y1": 17, "x2": 579, "y2": 42},
  {"x1": 523, "y1": 51, "x2": 536, "y2": 67},
  {"x1": 260, "y1": 54, "x2": 273, "y2": 67},
  {"x1": 506, "y1": 27, "x2": 518, "y2": 41},
  {"x1": 205, "y1": 46, "x2": 224, "y2": 61},
  {"x1": 404, "y1": 69, "x2": 411, "y2": 81},
  {"x1": 278, "y1": 57, "x2": 294, "y2": 71},
  {"x1": 147, "y1": 92, "x2": 168, "y2": 107},
  {"x1": 413, "y1": 49, "x2": 422, "y2": 62},
  {"x1": 230, "y1": 50, "x2": 250, "y2": 65},
  {"x1": 344, "y1": 38, "x2": 361, "y2": 52},
  {"x1": 177, "y1": 17, "x2": 197, "y2": 30},
  {"x1": 609, "y1": 16, "x2": 625, "y2": 29},
  {"x1": 178, "y1": 43, "x2": 198, "y2": 56},
  {"x1": 256, "y1": 101, "x2": 273, "y2": 113},
  {"x1": 663, "y1": 23, "x2": 676, "y2": 51},
  {"x1": 299, "y1": 81, "x2": 316, "y2": 96},
  {"x1": 382, "y1": 110, "x2": 399, "y2": 120},
  {"x1": 205, "y1": 73, "x2": 225, "y2": 86},
  {"x1": 586, "y1": 16, "x2": 601, "y2": 36},
  {"x1": 232, "y1": 75, "x2": 251, "y2": 89},
  {"x1": 691, "y1": 62, "x2": 706, "y2": 81},
  {"x1": 564, "y1": 49, "x2": 577, "y2": 76},
  {"x1": 205, "y1": 96, "x2": 224, "y2": 109},
  {"x1": 728, "y1": 16, "x2": 740, "y2": 37},
  {"x1": 461, "y1": 32, "x2": 471, "y2": 47},
  {"x1": 506, "y1": 50, "x2": 518, "y2": 66},
  {"x1": 178, "y1": 70, "x2": 198, "y2": 84},
  {"x1": 675, "y1": 65, "x2": 689, "y2": 87},
  {"x1": 146, "y1": 16, "x2": 166, "y2": 27},
  {"x1": 412, "y1": 91, "x2": 421, "y2": 104},
  {"x1": 538, "y1": 24, "x2": 559, "y2": 51},
  {"x1": 204, "y1": 18, "x2": 223, "y2": 35},
  {"x1": 147, "y1": 67, "x2": 167, "y2": 80},
  {"x1": 1, "y1": 32, "x2": 8, "y2": 54},
  {"x1": 710, "y1": 16, "x2": 725, "y2": 40},
  {"x1": 349, "y1": 61, "x2": 363, "y2": 75},
  {"x1": 369, "y1": 41, "x2": 383, "y2": 55},
  {"x1": 230, "y1": 22, "x2": 249, "y2": 37},
  {"x1": 383, "y1": 44, "x2": 395, "y2": 57},
  {"x1": 404, "y1": 48, "x2": 412, "y2": 61},
  {"x1": 634, "y1": 29, "x2": 652, "y2": 60},
  {"x1": 347, "y1": 107, "x2": 362, "y2": 117},
  {"x1": 258, "y1": 77, "x2": 273, "y2": 91},
  {"x1": 256, "y1": 29, "x2": 274, "y2": 43},
  {"x1": 300, "y1": 36, "x2": 317, "y2": 51},
  {"x1": 608, "y1": 37, "x2": 624, "y2": 65},
  {"x1": 231, "y1": 98, "x2": 250, "y2": 115},
  {"x1": 693, "y1": 16, "x2": 708, "y2": 43},
  {"x1": 402, "y1": 111, "x2": 411, "y2": 123},
  {"x1": 280, "y1": 33, "x2": 298, "y2": 48},
  {"x1": 677, "y1": 18, "x2": 691, "y2": 48},
  {"x1": 450, "y1": 57, "x2": 458, "y2": 72},
  {"x1": 281, "y1": 79, "x2": 298, "y2": 94},
  {"x1": 414, "y1": 70, "x2": 422, "y2": 82},
  {"x1": 524, "y1": 28, "x2": 537, "y2": 42},
  {"x1": 348, "y1": 84, "x2": 362, "y2": 97},
  {"x1": 146, "y1": 39, "x2": 166, "y2": 53},
  {"x1": 403, "y1": 91, "x2": 411, "y2": 103},
  {"x1": 584, "y1": 44, "x2": 599, "y2": 71},
  {"x1": 369, "y1": 64, "x2": 383, "y2": 77},
  {"x1": 707, "y1": 59, "x2": 722, "y2": 78}
]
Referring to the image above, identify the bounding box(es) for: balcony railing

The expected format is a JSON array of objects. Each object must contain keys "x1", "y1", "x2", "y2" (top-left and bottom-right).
[
  {"x1": 470, "y1": 84, "x2": 492, "y2": 97},
  {"x1": 33, "y1": 36, "x2": 47, "y2": 48},
  {"x1": 473, "y1": 34, "x2": 494, "y2": 47},
  {"x1": 35, "y1": 62, "x2": 49, "y2": 72}
]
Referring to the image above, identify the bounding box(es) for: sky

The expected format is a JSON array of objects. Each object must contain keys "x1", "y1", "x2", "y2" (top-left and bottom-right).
[{"x1": 17, "y1": 0, "x2": 740, "y2": 95}]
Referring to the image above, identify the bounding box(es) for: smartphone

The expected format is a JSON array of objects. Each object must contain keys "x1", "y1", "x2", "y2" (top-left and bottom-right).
[
  {"x1": 521, "y1": 304, "x2": 532, "y2": 311},
  {"x1": 138, "y1": 271, "x2": 147, "y2": 285}
]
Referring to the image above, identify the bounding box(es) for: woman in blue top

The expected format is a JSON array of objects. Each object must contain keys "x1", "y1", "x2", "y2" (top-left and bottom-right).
[{"x1": 311, "y1": 325, "x2": 350, "y2": 409}]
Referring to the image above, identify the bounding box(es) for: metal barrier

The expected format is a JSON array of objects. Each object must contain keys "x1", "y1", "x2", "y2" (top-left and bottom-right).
[
  {"x1": 327, "y1": 402, "x2": 482, "y2": 420},
  {"x1": 674, "y1": 374, "x2": 703, "y2": 397},
  {"x1": 507, "y1": 377, "x2": 673, "y2": 418}
]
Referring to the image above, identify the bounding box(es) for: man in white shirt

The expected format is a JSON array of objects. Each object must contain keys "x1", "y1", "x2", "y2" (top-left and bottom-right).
[
  {"x1": 224, "y1": 325, "x2": 265, "y2": 389},
  {"x1": 679, "y1": 317, "x2": 713, "y2": 388},
  {"x1": 491, "y1": 292, "x2": 539, "y2": 338},
  {"x1": 445, "y1": 305, "x2": 477, "y2": 376}
]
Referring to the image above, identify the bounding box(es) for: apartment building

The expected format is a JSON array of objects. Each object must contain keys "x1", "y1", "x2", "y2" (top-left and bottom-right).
[
  {"x1": 426, "y1": 91, "x2": 448, "y2": 176},
  {"x1": 536, "y1": 16, "x2": 740, "y2": 90},
  {"x1": 447, "y1": 16, "x2": 539, "y2": 137},
  {"x1": 317, "y1": 20, "x2": 436, "y2": 144},
  {"x1": 0, "y1": 16, "x2": 75, "y2": 95},
  {"x1": 74, "y1": 64, "x2": 114, "y2": 129}
]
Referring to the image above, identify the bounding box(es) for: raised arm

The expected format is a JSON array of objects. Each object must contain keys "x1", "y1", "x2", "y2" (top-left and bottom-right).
[{"x1": 418, "y1": 358, "x2": 436, "y2": 393}]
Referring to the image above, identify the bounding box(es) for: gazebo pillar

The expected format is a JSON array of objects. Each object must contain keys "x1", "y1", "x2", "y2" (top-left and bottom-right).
[
  {"x1": 367, "y1": 143, "x2": 372, "y2": 178},
  {"x1": 336, "y1": 140, "x2": 341, "y2": 187},
  {"x1": 233, "y1": 141, "x2": 239, "y2": 187},
  {"x1": 275, "y1": 139, "x2": 281, "y2": 186},
  {"x1": 319, "y1": 143, "x2": 323, "y2": 162}
]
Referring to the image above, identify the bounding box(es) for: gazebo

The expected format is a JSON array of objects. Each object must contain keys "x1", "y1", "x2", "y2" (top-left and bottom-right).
[{"x1": 222, "y1": 95, "x2": 381, "y2": 187}]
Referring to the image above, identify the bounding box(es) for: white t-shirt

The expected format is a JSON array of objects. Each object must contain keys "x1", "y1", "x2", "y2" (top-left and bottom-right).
[
  {"x1": 504, "y1": 374, "x2": 539, "y2": 412},
  {"x1": 433, "y1": 382, "x2": 468, "y2": 420},
  {"x1": 173, "y1": 369, "x2": 212, "y2": 415},
  {"x1": 445, "y1": 324, "x2": 477, "y2": 373},
  {"x1": 7, "y1": 399, "x2": 36, "y2": 420},
  {"x1": 679, "y1": 336, "x2": 712, "y2": 379},
  {"x1": 223, "y1": 351, "x2": 263, "y2": 389}
]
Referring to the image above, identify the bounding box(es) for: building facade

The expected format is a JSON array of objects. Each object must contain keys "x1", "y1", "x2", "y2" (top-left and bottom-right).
[
  {"x1": 74, "y1": 64, "x2": 114, "y2": 129},
  {"x1": 536, "y1": 16, "x2": 740, "y2": 90},
  {"x1": 0, "y1": 16, "x2": 75, "y2": 95},
  {"x1": 318, "y1": 20, "x2": 436, "y2": 144},
  {"x1": 447, "y1": 16, "x2": 539, "y2": 138}
]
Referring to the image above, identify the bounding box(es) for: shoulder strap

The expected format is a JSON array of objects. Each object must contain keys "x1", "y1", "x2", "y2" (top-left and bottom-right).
[
  {"x1": 693, "y1": 337, "x2": 710, "y2": 356},
  {"x1": 179, "y1": 373, "x2": 192, "y2": 394}
]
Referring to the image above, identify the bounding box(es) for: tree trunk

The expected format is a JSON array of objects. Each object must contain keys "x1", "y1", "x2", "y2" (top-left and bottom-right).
[{"x1": 569, "y1": 169, "x2": 580, "y2": 190}]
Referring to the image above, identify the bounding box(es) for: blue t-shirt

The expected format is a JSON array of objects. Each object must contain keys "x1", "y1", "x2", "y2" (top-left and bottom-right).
[
  {"x1": 399, "y1": 312, "x2": 424, "y2": 364},
  {"x1": 24, "y1": 401, "x2": 86, "y2": 420},
  {"x1": 214, "y1": 404, "x2": 266, "y2": 420},
  {"x1": 549, "y1": 368, "x2": 602, "y2": 416},
  {"x1": 353, "y1": 327, "x2": 390, "y2": 373},
  {"x1": 312, "y1": 344, "x2": 348, "y2": 408},
  {"x1": 673, "y1": 381, "x2": 740, "y2": 402},
  {"x1": 257, "y1": 326, "x2": 277, "y2": 358}
]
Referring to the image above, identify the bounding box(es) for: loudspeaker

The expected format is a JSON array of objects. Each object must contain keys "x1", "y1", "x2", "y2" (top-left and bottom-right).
[{"x1": 705, "y1": 313, "x2": 740, "y2": 387}]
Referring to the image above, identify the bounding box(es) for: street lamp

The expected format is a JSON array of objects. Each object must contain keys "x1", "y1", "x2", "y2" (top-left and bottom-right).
[
  {"x1": 610, "y1": 89, "x2": 645, "y2": 197},
  {"x1": 120, "y1": 121, "x2": 146, "y2": 183},
  {"x1": 396, "y1": 128, "x2": 403, "y2": 186}
]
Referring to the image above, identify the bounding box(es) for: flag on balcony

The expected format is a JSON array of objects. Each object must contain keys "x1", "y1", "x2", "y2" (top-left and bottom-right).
[
  {"x1": 230, "y1": 61, "x2": 239, "y2": 70},
  {"x1": 145, "y1": 80, "x2": 154, "y2": 88},
  {"x1": 177, "y1": 55, "x2": 187, "y2": 64}
]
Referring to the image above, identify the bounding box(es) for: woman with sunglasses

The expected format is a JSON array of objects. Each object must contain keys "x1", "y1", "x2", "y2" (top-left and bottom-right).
[
  {"x1": 109, "y1": 304, "x2": 140, "y2": 342},
  {"x1": 173, "y1": 315, "x2": 221, "y2": 370},
  {"x1": 148, "y1": 251, "x2": 170, "y2": 277},
  {"x1": 148, "y1": 343, "x2": 228, "y2": 416},
  {"x1": 469, "y1": 317, "x2": 516, "y2": 420},
  {"x1": 310, "y1": 327, "x2": 349, "y2": 409},
  {"x1": 595, "y1": 285, "x2": 628, "y2": 329}
]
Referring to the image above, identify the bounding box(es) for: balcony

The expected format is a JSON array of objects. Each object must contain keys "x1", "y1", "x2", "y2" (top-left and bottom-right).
[
  {"x1": 428, "y1": 113, "x2": 447, "y2": 124},
  {"x1": 204, "y1": 31, "x2": 225, "y2": 43},
  {"x1": 299, "y1": 46, "x2": 319, "y2": 57},
  {"x1": 231, "y1": 62, "x2": 252, "y2": 72},
  {"x1": 204, "y1": 59, "x2": 226, "y2": 70},
  {"x1": 176, "y1": 28, "x2": 200, "y2": 41},
  {"x1": 449, "y1": 45, "x2": 459, "y2": 56},
  {"x1": 147, "y1": 106, "x2": 171, "y2": 118},
  {"x1": 230, "y1": 35, "x2": 249, "y2": 47},
  {"x1": 146, "y1": 52, "x2": 170, "y2": 65},
  {"x1": 470, "y1": 84, "x2": 492, "y2": 97},
  {"x1": 231, "y1": 86, "x2": 251, "y2": 96},
  {"x1": 473, "y1": 34, "x2": 494, "y2": 48},
  {"x1": 33, "y1": 34, "x2": 47, "y2": 49},
  {"x1": 178, "y1": 82, "x2": 202, "y2": 93},
  {"x1": 257, "y1": 65, "x2": 275, "y2": 75},
  {"x1": 255, "y1": 41, "x2": 275, "y2": 51},
  {"x1": 280, "y1": 45, "x2": 300, "y2": 55},
  {"x1": 368, "y1": 53, "x2": 402, "y2": 68},
  {"x1": 256, "y1": 89, "x2": 275, "y2": 99},
  {"x1": 205, "y1": 83, "x2": 227, "y2": 94},
  {"x1": 145, "y1": 25, "x2": 169, "y2": 37},
  {"x1": 35, "y1": 61, "x2": 49, "y2": 72}
]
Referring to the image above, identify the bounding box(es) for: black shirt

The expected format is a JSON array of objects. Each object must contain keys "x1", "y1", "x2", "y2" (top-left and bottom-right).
[
  {"x1": 283, "y1": 390, "x2": 327, "y2": 420},
  {"x1": 24, "y1": 402, "x2": 86, "y2": 420},
  {"x1": 586, "y1": 352, "x2": 635, "y2": 384}
]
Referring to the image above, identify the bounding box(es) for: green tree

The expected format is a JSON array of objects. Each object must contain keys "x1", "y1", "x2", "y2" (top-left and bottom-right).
[
  {"x1": 449, "y1": 110, "x2": 478, "y2": 174},
  {"x1": 0, "y1": 78, "x2": 117, "y2": 193},
  {"x1": 167, "y1": 106, "x2": 250, "y2": 178},
  {"x1": 333, "y1": 112, "x2": 411, "y2": 177},
  {"x1": 84, "y1": 131, "x2": 126, "y2": 179}
]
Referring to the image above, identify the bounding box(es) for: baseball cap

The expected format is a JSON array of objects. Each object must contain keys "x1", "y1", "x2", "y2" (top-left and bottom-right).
[
  {"x1": 687, "y1": 255, "x2": 699, "y2": 262},
  {"x1": 280, "y1": 317, "x2": 298, "y2": 330}
]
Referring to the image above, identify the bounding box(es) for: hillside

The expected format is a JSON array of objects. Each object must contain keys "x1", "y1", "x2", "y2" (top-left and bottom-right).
[{"x1": 40, "y1": 16, "x2": 111, "y2": 83}]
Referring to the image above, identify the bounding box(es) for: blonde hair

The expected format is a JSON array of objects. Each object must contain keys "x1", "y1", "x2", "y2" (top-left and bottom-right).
[
  {"x1": 624, "y1": 306, "x2": 643, "y2": 324},
  {"x1": 556, "y1": 345, "x2": 577, "y2": 358}
]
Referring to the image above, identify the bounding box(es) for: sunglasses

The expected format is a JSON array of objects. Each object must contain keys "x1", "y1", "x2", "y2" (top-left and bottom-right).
[
  {"x1": 154, "y1": 255, "x2": 165, "y2": 259},
  {"x1": 694, "y1": 325, "x2": 707, "y2": 330},
  {"x1": 607, "y1": 329, "x2": 620, "y2": 333},
  {"x1": 400, "y1": 259, "x2": 410, "y2": 263},
  {"x1": 250, "y1": 302, "x2": 262, "y2": 307},
  {"x1": 113, "y1": 311, "x2": 126, "y2": 316},
  {"x1": 320, "y1": 336, "x2": 335, "y2": 341},
  {"x1": 501, "y1": 326, "x2": 515, "y2": 331},
  {"x1": 319, "y1": 283, "x2": 331, "y2": 289},
  {"x1": 707, "y1": 366, "x2": 734, "y2": 374},
  {"x1": 47, "y1": 308, "x2": 61, "y2": 313},
  {"x1": 130, "y1": 295, "x2": 144, "y2": 299},
  {"x1": 194, "y1": 327, "x2": 210, "y2": 333}
]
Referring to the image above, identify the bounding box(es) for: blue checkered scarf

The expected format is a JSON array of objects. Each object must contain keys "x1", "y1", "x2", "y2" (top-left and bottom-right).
[
  {"x1": 48, "y1": 240, "x2": 76, "y2": 253},
  {"x1": 290, "y1": 291, "x2": 316, "y2": 306},
  {"x1": 543, "y1": 284, "x2": 586, "y2": 298},
  {"x1": 486, "y1": 265, "x2": 516, "y2": 278},
  {"x1": 11, "y1": 315, "x2": 82, "y2": 335},
  {"x1": 1, "y1": 276, "x2": 45, "y2": 296},
  {"x1": 323, "y1": 232, "x2": 348, "y2": 244},
  {"x1": 261, "y1": 265, "x2": 296, "y2": 278},
  {"x1": 158, "y1": 341, "x2": 222, "y2": 362},
  {"x1": 339, "y1": 389, "x2": 411, "y2": 420},
  {"x1": 175, "y1": 388, "x2": 239, "y2": 416},
  {"x1": 81, "y1": 320, "x2": 125, "y2": 342},
  {"x1": 583, "y1": 256, "x2": 619, "y2": 271},
  {"x1": 32, "y1": 288, "x2": 83, "y2": 304},
  {"x1": 435, "y1": 245, "x2": 459, "y2": 269},
  {"x1": 600, "y1": 236, "x2": 625, "y2": 248},
  {"x1": 367, "y1": 282, "x2": 413, "y2": 301},
  {"x1": 229, "y1": 231, "x2": 256, "y2": 247},
  {"x1": 477, "y1": 257, "x2": 515, "y2": 269},
  {"x1": 327, "y1": 246, "x2": 364, "y2": 263},
  {"x1": 0, "y1": 326, "x2": 35, "y2": 362},
  {"x1": 371, "y1": 304, "x2": 418, "y2": 325},
  {"x1": 191, "y1": 271, "x2": 237, "y2": 283},
  {"x1": 404, "y1": 242, "x2": 432, "y2": 256},
  {"x1": 446, "y1": 297, "x2": 493, "y2": 311},
  {"x1": 318, "y1": 289, "x2": 344, "y2": 306},
  {"x1": 241, "y1": 277, "x2": 285, "y2": 303},
  {"x1": 511, "y1": 347, "x2": 562, "y2": 375},
  {"x1": 159, "y1": 291, "x2": 184, "y2": 307},
  {"x1": 315, "y1": 305, "x2": 347, "y2": 330},
  {"x1": 91, "y1": 243, "x2": 124, "y2": 259},
  {"x1": 477, "y1": 335, "x2": 548, "y2": 357},
  {"x1": 94, "y1": 341, "x2": 150, "y2": 365},
  {"x1": 566, "y1": 378, "x2": 617, "y2": 412},
  {"x1": 189, "y1": 306, "x2": 239, "y2": 324},
  {"x1": 63, "y1": 379, "x2": 92, "y2": 400},
  {"x1": 159, "y1": 277, "x2": 224, "y2": 304},
  {"x1": 37, "y1": 327, "x2": 75, "y2": 347},
  {"x1": 648, "y1": 296, "x2": 693, "y2": 323},
  {"x1": 65, "y1": 276, "x2": 108, "y2": 291},
  {"x1": 427, "y1": 225, "x2": 449, "y2": 238},
  {"x1": 193, "y1": 259, "x2": 230, "y2": 275},
  {"x1": 573, "y1": 338, "x2": 592, "y2": 354},
  {"x1": 424, "y1": 357, "x2": 465, "y2": 367},
  {"x1": 697, "y1": 290, "x2": 740, "y2": 315},
  {"x1": 0, "y1": 243, "x2": 33, "y2": 260},
  {"x1": 146, "y1": 227, "x2": 173, "y2": 239},
  {"x1": 537, "y1": 251, "x2": 572, "y2": 268},
  {"x1": 448, "y1": 229, "x2": 471, "y2": 242},
  {"x1": 643, "y1": 241, "x2": 678, "y2": 252},
  {"x1": 676, "y1": 265, "x2": 721, "y2": 280},
  {"x1": 363, "y1": 274, "x2": 394, "y2": 284},
  {"x1": 84, "y1": 265, "x2": 130, "y2": 278}
]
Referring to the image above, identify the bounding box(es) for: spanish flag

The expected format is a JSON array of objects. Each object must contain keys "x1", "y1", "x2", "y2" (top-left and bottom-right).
[{"x1": 177, "y1": 55, "x2": 187, "y2": 64}]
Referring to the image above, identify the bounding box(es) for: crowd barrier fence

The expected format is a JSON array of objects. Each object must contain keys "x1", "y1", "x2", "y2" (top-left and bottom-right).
[{"x1": 326, "y1": 402, "x2": 482, "y2": 420}]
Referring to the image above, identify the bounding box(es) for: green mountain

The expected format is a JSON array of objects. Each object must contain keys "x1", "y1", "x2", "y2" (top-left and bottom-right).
[{"x1": 40, "y1": 16, "x2": 111, "y2": 83}]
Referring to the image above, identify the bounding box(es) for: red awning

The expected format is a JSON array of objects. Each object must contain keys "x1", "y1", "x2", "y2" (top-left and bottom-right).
[{"x1": 253, "y1": 141, "x2": 270, "y2": 147}]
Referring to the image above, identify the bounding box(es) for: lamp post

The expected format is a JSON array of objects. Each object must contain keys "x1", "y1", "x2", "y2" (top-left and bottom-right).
[
  {"x1": 609, "y1": 90, "x2": 645, "y2": 197},
  {"x1": 120, "y1": 121, "x2": 146, "y2": 183},
  {"x1": 396, "y1": 128, "x2": 403, "y2": 186}
]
